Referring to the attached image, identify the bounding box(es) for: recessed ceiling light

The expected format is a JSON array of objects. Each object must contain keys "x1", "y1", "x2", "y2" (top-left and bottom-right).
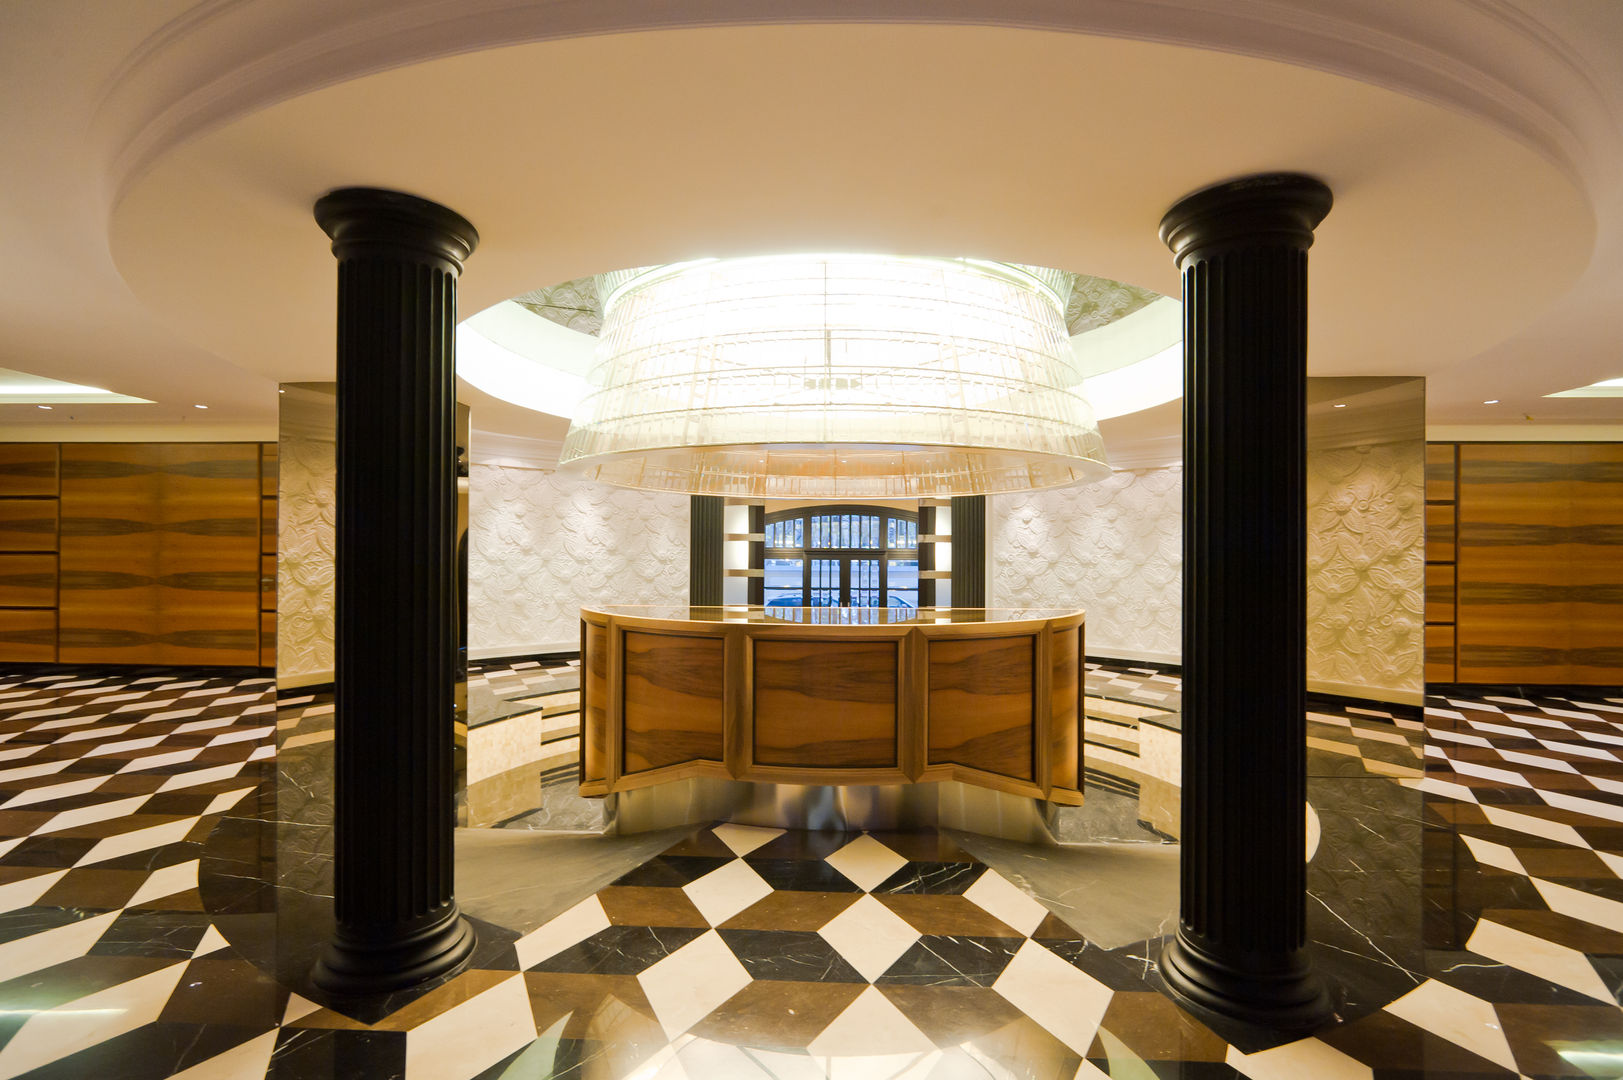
[
  {"x1": 194, "y1": 404, "x2": 208, "y2": 409},
  {"x1": 1483, "y1": 399, "x2": 1500, "y2": 404},
  {"x1": 278, "y1": 389, "x2": 286, "y2": 393},
  {"x1": 1332, "y1": 403, "x2": 1346, "y2": 408},
  {"x1": 37, "y1": 404, "x2": 52, "y2": 410}
]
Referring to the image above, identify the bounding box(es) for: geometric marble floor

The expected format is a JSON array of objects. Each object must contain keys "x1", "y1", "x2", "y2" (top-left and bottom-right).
[{"x1": 1, "y1": 664, "x2": 1621, "y2": 1079}]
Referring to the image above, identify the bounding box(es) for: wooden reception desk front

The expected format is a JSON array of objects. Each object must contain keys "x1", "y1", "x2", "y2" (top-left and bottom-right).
[{"x1": 579, "y1": 605, "x2": 1084, "y2": 806}]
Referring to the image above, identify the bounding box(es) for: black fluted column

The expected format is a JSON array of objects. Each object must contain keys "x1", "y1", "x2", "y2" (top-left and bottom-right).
[
  {"x1": 1158, "y1": 174, "x2": 1333, "y2": 1031},
  {"x1": 312, "y1": 188, "x2": 479, "y2": 995}
]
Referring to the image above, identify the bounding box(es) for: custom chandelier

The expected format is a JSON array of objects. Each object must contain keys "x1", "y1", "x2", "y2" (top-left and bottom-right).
[{"x1": 558, "y1": 254, "x2": 1110, "y2": 497}]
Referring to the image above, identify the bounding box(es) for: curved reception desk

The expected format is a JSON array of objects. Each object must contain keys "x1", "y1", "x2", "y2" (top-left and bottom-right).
[{"x1": 579, "y1": 605, "x2": 1085, "y2": 827}]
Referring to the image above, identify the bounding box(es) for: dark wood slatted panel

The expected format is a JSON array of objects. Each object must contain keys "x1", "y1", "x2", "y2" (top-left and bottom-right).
[
  {"x1": 260, "y1": 497, "x2": 277, "y2": 556},
  {"x1": 0, "y1": 499, "x2": 58, "y2": 552},
  {"x1": 1049, "y1": 626, "x2": 1080, "y2": 793},
  {"x1": 582, "y1": 620, "x2": 609, "y2": 784},
  {"x1": 753, "y1": 639, "x2": 897, "y2": 767},
  {"x1": 0, "y1": 445, "x2": 58, "y2": 496},
  {"x1": 0, "y1": 609, "x2": 56, "y2": 662},
  {"x1": 927, "y1": 635, "x2": 1035, "y2": 781},
  {"x1": 1456, "y1": 442, "x2": 1623, "y2": 685},
  {"x1": 1425, "y1": 443, "x2": 1456, "y2": 503},
  {"x1": 1424, "y1": 563, "x2": 1456, "y2": 621},
  {"x1": 260, "y1": 612, "x2": 276, "y2": 669},
  {"x1": 58, "y1": 443, "x2": 260, "y2": 666},
  {"x1": 0, "y1": 553, "x2": 57, "y2": 608},
  {"x1": 622, "y1": 630, "x2": 725, "y2": 773},
  {"x1": 1425, "y1": 503, "x2": 1456, "y2": 563},
  {"x1": 261, "y1": 442, "x2": 278, "y2": 497}
]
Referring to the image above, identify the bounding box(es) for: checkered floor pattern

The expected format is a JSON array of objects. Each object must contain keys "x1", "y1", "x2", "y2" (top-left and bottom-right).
[{"x1": 0, "y1": 662, "x2": 1621, "y2": 1078}]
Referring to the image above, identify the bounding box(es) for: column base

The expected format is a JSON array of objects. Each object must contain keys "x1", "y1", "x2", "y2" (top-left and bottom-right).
[
  {"x1": 1160, "y1": 931, "x2": 1332, "y2": 1034},
  {"x1": 312, "y1": 905, "x2": 476, "y2": 996}
]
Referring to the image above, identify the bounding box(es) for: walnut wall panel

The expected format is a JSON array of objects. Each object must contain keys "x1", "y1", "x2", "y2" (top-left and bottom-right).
[
  {"x1": 58, "y1": 444, "x2": 261, "y2": 666},
  {"x1": 1454, "y1": 442, "x2": 1623, "y2": 685},
  {"x1": 622, "y1": 630, "x2": 725, "y2": 773},
  {"x1": 0, "y1": 499, "x2": 58, "y2": 552},
  {"x1": 0, "y1": 610, "x2": 56, "y2": 662},
  {"x1": 1423, "y1": 443, "x2": 1459, "y2": 682},
  {"x1": 0, "y1": 445, "x2": 58, "y2": 496},
  {"x1": 926, "y1": 635, "x2": 1035, "y2": 782},
  {"x1": 753, "y1": 639, "x2": 898, "y2": 768}
]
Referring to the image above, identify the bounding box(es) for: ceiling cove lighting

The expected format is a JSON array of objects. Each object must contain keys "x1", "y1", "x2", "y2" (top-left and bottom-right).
[{"x1": 558, "y1": 254, "x2": 1111, "y2": 498}]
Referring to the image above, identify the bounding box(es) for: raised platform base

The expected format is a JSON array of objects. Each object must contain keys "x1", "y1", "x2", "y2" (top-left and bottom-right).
[{"x1": 609, "y1": 779, "x2": 1054, "y2": 843}]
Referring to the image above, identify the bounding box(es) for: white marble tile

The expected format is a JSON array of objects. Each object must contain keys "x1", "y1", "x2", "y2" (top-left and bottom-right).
[
  {"x1": 1539, "y1": 789, "x2": 1623, "y2": 824},
  {"x1": 1428, "y1": 729, "x2": 1494, "y2": 748},
  {"x1": 1306, "y1": 803, "x2": 1321, "y2": 861},
  {"x1": 0, "y1": 869, "x2": 65, "y2": 913},
  {"x1": 638, "y1": 929, "x2": 752, "y2": 1039},
  {"x1": 0, "y1": 958, "x2": 187, "y2": 1076},
  {"x1": 738, "y1": 1047, "x2": 832, "y2": 1079},
  {"x1": 78, "y1": 817, "x2": 199, "y2": 867},
  {"x1": 1533, "y1": 877, "x2": 1623, "y2": 932},
  {"x1": 126, "y1": 859, "x2": 200, "y2": 908},
  {"x1": 171, "y1": 717, "x2": 237, "y2": 735},
  {"x1": 1459, "y1": 834, "x2": 1526, "y2": 876},
  {"x1": 1467, "y1": 917, "x2": 1615, "y2": 1003},
  {"x1": 167, "y1": 1029, "x2": 279, "y2": 1080},
  {"x1": 1226, "y1": 1037, "x2": 1373, "y2": 1080},
  {"x1": 283, "y1": 994, "x2": 323, "y2": 1023},
  {"x1": 1480, "y1": 805, "x2": 1588, "y2": 848},
  {"x1": 405, "y1": 973, "x2": 537, "y2": 1080},
  {"x1": 1449, "y1": 759, "x2": 1532, "y2": 787},
  {"x1": 156, "y1": 761, "x2": 246, "y2": 791},
  {"x1": 513, "y1": 895, "x2": 610, "y2": 969},
  {"x1": 818, "y1": 894, "x2": 921, "y2": 982},
  {"x1": 806, "y1": 986, "x2": 936, "y2": 1059},
  {"x1": 1385, "y1": 979, "x2": 1518, "y2": 1072},
  {"x1": 0, "y1": 758, "x2": 72, "y2": 783},
  {"x1": 0, "y1": 909, "x2": 119, "y2": 983},
  {"x1": 0, "y1": 743, "x2": 43, "y2": 762},
  {"x1": 204, "y1": 725, "x2": 273, "y2": 747},
  {"x1": 1584, "y1": 774, "x2": 1623, "y2": 797},
  {"x1": 37, "y1": 795, "x2": 150, "y2": 835},
  {"x1": 1495, "y1": 748, "x2": 1578, "y2": 773},
  {"x1": 203, "y1": 787, "x2": 258, "y2": 815},
  {"x1": 1597, "y1": 850, "x2": 1623, "y2": 879},
  {"x1": 963, "y1": 869, "x2": 1048, "y2": 936},
  {"x1": 824, "y1": 834, "x2": 907, "y2": 892},
  {"x1": 991, "y1": 940, "x2": 1113, "y2": 1057},
  {"x1": 192, "y1": 924, "x2": 230, "y2": 957},
  {"x1": 1415, "y1": 777, "x2": 1479, "y2": 805},
  {"x1": 1465, "y1": 719, "x2": 1532, "y2": 739},
  {"x1": 1, "y1": 774, "x2": 108, "y2": 808},
  {"x1": 710, "y1": 822, "x2": 783, "y2": 858},
  {"x1": 116, "y1": 747, "x2": 205, "y2": 773},
  {"x1": 683, "y1": 859, "x2": 774, "y2": 926},
  {"x1": 82, "y1": 734, "x2": 169, "y2": 757}
]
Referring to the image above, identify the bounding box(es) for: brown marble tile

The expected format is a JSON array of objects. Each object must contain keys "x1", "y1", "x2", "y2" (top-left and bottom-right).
[
  {"x1": 1486, "y1": 908, "x2": 1623, "y2": 955},
  {"x1": 689, "y1": 979, "x2": 864, "y2": 1049},
  {"x1": 522, "y1": 971, "x2": 661, "y2": 1045},
  {"x1": 878, "y1": 984, "x2": 1026, "y2": 1045},
  {"x1": 598, "y1": 885, "x2": 709, "y2": 928},
  {"x1": 1496, "y1": 1001, "x2": 1623, "y2": 1077},
  {"x1": 0, "y1": 810, "x2": 56, "y2": 837},
  {"x1": 1086, "y1": 991, "x2": 1228, "y2": 1063},
  {"x1": 35, "y1": 867, "x2": 149, "y2": 908},
  {"x1": 1030, "y1": 913, "x2": 1085, "y2": 942},
  {"x1": 719, "y1": 890, "x2": 860, "y2": 932},
  {"x1": 0, "y1": 863, "x2": 59, "y2": 886},
  {"x1": 1317, "y1": 1009, "x2": 1522, "y2": 1075},
  {"x1": 42, "y1": 813, "x2": 192, "y2": 840},
  {"x1": 0, "y1": 954, "x2": 174, "y2": 1013},
  {"x1": 1512, "y1": 847, "x2": 1612, "y2": 878},
  {"x1": 659, "y1": 829, "x2": 736, "y2": 859},
  {"x1": 864, "y1": 830, "x2": 975, "y2": 862},
  {"x1": 875, "y1": 893, "x2": 1022, "y2": 937},
  {"x1": 366, "y1": 968, "x2": 518, "y2": 1031}
]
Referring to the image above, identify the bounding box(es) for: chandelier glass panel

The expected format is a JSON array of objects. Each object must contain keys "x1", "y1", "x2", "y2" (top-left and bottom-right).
[{"x1": 558, "y1": 254, "x2": 1110, "y2": 497}]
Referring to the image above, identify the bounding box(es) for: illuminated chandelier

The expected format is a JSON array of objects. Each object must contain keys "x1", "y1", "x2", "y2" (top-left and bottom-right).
[{"x1": 558, "y1": 254, "x2": 1110, "y2": 497}]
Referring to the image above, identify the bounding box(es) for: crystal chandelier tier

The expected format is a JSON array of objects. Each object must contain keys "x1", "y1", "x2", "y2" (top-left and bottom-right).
[{"x1": 557, "y1": 254, "x2": 1110, "y2": 497}]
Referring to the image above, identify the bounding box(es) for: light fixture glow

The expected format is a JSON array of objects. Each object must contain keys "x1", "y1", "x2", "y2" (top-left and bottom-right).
[
  {"x1": 194, "y1": 404, "x2": 208, "y2": 409},
  {"x1": 1546, "y1": 375, "x2": 1623, "y2": 398},
  {"x1": 559, "y1": 254, "x2": 1110, "y2": 497},
  {"x1": 37, "y1": 405, "x2": 52, "y2": 410},
  {"x1": 1333, "y1": 403, "x2": 1347, "y2": 408},
  {"x1": 1483, "y1": 399, "x2": 1499, "y2": 404}
]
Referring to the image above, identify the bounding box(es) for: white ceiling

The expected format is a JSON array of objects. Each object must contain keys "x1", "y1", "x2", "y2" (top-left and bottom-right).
[{"x1": 1, "y1": 0, "x2": 1621, "y2": 452}]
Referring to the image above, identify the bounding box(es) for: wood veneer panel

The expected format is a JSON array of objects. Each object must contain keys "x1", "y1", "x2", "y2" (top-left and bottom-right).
[
  {"x1": 0, "y1": 609, "x2": 55, "y2": 662},
  {"x1": 1424, "y1": 624, "x2": 1455, "y2": 685},
  {"x1": 0, "y1": 554, "x2": 57, "y2": 608},
  {"x1": 1424, "y1": 563, "x2": 1456, "y2": 623},
  {"x1": 261, "y1": 555, "x2": 276, "y2": 611},
  {"x1": 261, "y1": 442, "x2": 278, "y2": 497},
  {"x1": 927, "y1": 635, "x2": 1035, "y2": 782},
  {"x1": 261, "y1": 497, "x2": 277, "y2": 555},
  {"x1": 58, "y1": 444, "x2": 260, "y2": 665},
  {"x1": 0, "y1": 445, "x2": 58, "y2": 497},
  {"x1": 1568, "y1": 443, "x2": 1623, "y2": 683},
  {"x1": 1457, "y1": 443, "x2": 1573, "y2": 684},
  {"x1": 1425, "y1": 503, "x2": 1456, "y2": 563},
  {"x1": 1425, "y1": 443, "x2": 1456, "y2": 503},
  {"x1": 0, "y1": 499, "x2": 58, "y2": 552},
  {"x1": 622, "y1": 630, "x2": 725, "y2": 773},
  {"x1": 753, "y1": 639, "x2": 897, "y2": 767},
  {"x1": 582, "y1": 620, "x2": 608, "y2": 783},
  {"x1": 260, "y1": 612, "x2": 276, "y2": 668},
  {"x1": 1049, "y1": 627, "x2": 1079, "y2": 792}
]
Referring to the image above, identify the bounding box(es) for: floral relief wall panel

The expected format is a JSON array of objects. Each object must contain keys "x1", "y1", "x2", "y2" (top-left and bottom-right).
[
  {"x1": 469, "y1": 464, "x2": 689, "y2": 654},
  {"x1": 990, "y1": 466, "x2": 1182, "y2": 663},
  {"x1": 1305, "y1": 377, "x2": 1426, "y2": 700},
  {"x1": 275, "y1": 384, "x2": 336, "y2": 683}
]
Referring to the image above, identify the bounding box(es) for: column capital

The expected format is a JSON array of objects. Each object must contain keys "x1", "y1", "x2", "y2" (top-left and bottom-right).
[
  {"x1": 1159, "y1": 173, "x2": 1332, "y2": 268},
  {"x1": 314, "y1": 187, "x2": 479, "y2": 273}
]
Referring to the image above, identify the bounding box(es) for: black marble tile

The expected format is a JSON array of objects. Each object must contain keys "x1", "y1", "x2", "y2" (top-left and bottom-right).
[
  {"x1": 875, "y1": 934, "x2": 1021, "y2": 986},
  {"x1": 716, "y1": 928, "x2": 865, "y2": 982},
  {"x1": 0, "y1": 904, "x2": 110, "y2": 945},
  {"x1": 742, "y1": 857, "x2": 863, "y2": 893},
  {"x1": 529, "y1": 924, "x2": 708, "y2": 975},
  {"x1": 1424, "y1": 949, "x2": 1600, "y2": 1006},
  {"x1": 871, "y1": 861, "x2": 987, "y2": 895},
  {"x1": 88, "y1": 909, "x2": 212, "y2": 959},
  {"x1": 1143, "y1": 1062, "x2": 1249, "y2": 1079},
  {"x1": 1042, "y1": 937, "x2": 1161, "y2": 990},
  {"x1": 93, "y1": 838, "x2": 206, "y2": 875},
  {"x1": 743, "y1": 829, "x2": 856, "y2": 861},
  {"x1": 609, "y1": 854, "x2": 731, "y2": 888},
  {"x1": 269, "y1": 1026, "x2": 407, "y2": 1080},
  {"x1": 0, "y1": 835, "x2": 99, "y2": 868},
  {"x1": 17, "y1": 1021, "x2": 272, "y2": 1080}
]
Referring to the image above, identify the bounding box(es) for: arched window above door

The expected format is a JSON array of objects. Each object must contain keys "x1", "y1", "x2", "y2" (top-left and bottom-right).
[{"x1": 763, "y1": 505, "x2": 919, "y2": 610}]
